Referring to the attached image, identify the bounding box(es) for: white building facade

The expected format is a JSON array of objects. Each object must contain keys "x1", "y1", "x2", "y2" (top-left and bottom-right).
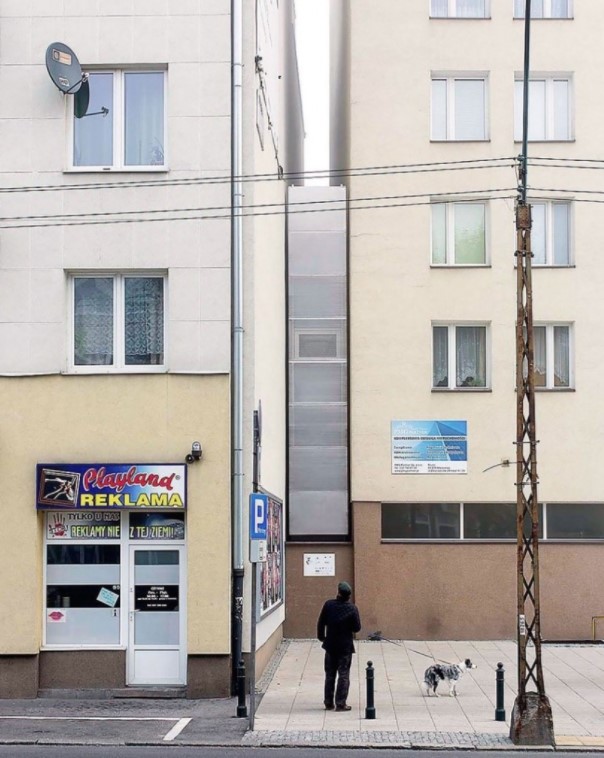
[
  {"x1": 286, "y1": 0, "x2": 604, "y2": 642},
  {"x1": 0, "y1": 0, "x2": 302, "y2": 697}
]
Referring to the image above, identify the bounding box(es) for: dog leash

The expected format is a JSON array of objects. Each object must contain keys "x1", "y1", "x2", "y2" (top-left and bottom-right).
[{"x1": 368, "y1": 631, "x2": 453, "y2": 665}]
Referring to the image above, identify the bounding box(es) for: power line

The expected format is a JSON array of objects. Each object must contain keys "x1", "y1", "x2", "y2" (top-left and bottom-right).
[
  {"x1": 0, "y1": 187, "x2": 515, "y2": 225},
  {"x1": 0, "y1": 157, "x2": 515, "y2": 195},
  {"x1": 0, "y1": 192, "x2": 517, "y2": 230}
]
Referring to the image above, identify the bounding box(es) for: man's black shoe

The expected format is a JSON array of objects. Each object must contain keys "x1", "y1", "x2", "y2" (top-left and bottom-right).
[
  {"x1": 335, "y1": 704, "x2": 352, "y2": 711},
  {"x1": 324, "y1": 703, "x2": 335, "y2": 710}
]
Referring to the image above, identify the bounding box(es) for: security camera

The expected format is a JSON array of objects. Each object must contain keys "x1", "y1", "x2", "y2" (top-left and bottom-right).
[{"x1": 186, "y1": 441, "x2": 202, "y2": 463}]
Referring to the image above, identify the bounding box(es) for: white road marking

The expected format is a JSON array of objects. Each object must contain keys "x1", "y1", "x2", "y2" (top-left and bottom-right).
[
  {"x1": 0, "y1": 716, "x2": 178, "y2": 721},
  {"x1": 163, "y1": 717, "x2": 192, "y2": 741}
]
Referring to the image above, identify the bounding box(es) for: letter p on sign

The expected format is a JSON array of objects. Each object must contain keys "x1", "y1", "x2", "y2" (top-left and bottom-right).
[{"x1": 249, "y1": 493, "x2": 268, "y2": 540}]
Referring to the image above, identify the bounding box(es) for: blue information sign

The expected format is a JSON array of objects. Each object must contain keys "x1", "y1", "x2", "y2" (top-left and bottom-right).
[{"x1": 249, "y1": 493, "x2": 268, "y2": 540}]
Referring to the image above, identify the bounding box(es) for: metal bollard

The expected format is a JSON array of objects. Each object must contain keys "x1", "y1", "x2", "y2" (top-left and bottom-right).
[
  {"x1": 236, "y1": 658, "x2": 248, "y2": 717},
  {"x1": 365, "y1": 660, "x2": 376, "y2": 719},
  {"x1": 495, "y1": 662, "x2": 506, "y2": 722}
]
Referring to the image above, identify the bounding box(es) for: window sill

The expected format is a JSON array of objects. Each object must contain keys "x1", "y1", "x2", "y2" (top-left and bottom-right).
[
  {"x1": 64, "y1": 167, "x2": 169, "y2": 174},
  {"x1": 432, "y1": 387, "x2": 492, "y2": 392},
  {"x1": 535, "y1": 387, "x2": 575, "y2": 392},
  {"x1": 64, "y1": 368, "x2": 168, "y2": 375},
  {"x1": 513, "y1": 17, "x2": 573, "y2": 20},
  {"x1": 513, "y1": 139, "x2": 575, "y2": 143},
  {"x1": 41, "y1": 645, "x2": 126, "y2": 651},
  {"x1": 431, "y1": 264, "x2": 490, "y2": 269},
  {"x1": 532, "y1": 264, "x2": 576, "y2": 269},
  {"x1": 430, "y1": 139, "x2": 490, "y2": 143}
]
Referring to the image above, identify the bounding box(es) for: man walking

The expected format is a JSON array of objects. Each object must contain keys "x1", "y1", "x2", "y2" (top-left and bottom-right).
[{"x1": 316, "y1": 581, "x2": 362, "y2": 712}]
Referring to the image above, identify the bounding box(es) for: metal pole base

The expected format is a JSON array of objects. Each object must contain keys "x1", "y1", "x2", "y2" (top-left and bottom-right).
[{"x1": 509, "y1": 692, "x2": 555, "y2": 745}]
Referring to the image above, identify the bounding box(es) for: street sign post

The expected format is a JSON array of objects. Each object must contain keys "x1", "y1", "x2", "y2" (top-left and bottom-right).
[{"x1": 249, "y1": 493, "x2": 268, "y2": 563}]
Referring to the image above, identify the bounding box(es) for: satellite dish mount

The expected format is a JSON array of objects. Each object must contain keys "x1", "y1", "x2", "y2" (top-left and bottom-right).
[{"x1": 45, "y1": 42, "x2": 109, "y2": 119}]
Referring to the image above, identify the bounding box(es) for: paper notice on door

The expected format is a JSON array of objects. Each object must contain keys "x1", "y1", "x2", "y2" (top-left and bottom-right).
[{"x1": 97, "y1": 587, "x2": 119, "y2": 607}]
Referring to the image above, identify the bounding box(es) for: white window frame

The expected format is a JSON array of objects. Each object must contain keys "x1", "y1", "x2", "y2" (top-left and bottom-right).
[
  {"x1": 430, "y1": 0, "x2": 490, "y2": 18},
  {"x1": 432, "y1": 322, "x2": 490, "y2": 390},
  {"x1": 533, "y1": 322, "x2": 573, "y2": 389},
  {"x1": 294, "y1": 328, "x2": 343, "y2": 361},
  {"x1": 514, "y1": 74, "x2": 573, "y2": 141},
  {"x1": 68, "y1": 272, "x2": 167, "y2": 374},
  {"x1": 514, "y1": 0, "x2": 573, "y2": 19},
  {"x1": 431, "y1": 200, "x2": 489, "y2": 266},
  {"x1": 530, "y1": 200, "x2": 573, "y2": 266},
  {"x1": 431, "y1": 73, "x2": 489, "y2": 141},
  {"x1": 67, "y1": 69, "x2": 168, "y2": 172}
]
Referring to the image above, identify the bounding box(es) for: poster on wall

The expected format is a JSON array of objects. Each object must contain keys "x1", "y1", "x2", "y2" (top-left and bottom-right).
[
  {"x1": 391, "y1": 420, "x2": 468, "y2": 474},
  {"x1": 303, "y1": 553, "x2": 335, "y2": 576},
  {"x1": 46, "y1": 511, "x2": 121, "y2": 540},
  {"x1": 258, "y1": 495, "x2": 284, "y2": 618},
  {"x1": 36, "y1": 464, "x2": 186, "y2": 510}
]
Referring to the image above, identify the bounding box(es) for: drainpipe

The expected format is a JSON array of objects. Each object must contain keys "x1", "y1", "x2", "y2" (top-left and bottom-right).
[{"x1": 230, "y1": 0, "x2": 245, "y2": 693}]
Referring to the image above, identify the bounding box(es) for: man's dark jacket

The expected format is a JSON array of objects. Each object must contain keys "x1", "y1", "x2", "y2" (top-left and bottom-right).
[{"x1": 317, "y1": 597, "x2": 361, "y2": 655}]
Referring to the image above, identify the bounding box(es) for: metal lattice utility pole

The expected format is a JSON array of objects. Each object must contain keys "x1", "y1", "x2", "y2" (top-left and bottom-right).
[{"x1": 509, "y1": 0, "x2": 554, "y2": 745}]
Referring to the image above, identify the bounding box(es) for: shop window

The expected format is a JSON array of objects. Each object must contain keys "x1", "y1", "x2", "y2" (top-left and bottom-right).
[
  {"x1": 382, "y1": 503, "x2": 460, "y2": 539},
  {"x1": 70, "y1": 274, "x2": 165, "y2": 372},
  {"x1": 547, "y1": 503, "x2": 604, "y2": 539},
  {"x1": 45, "y1": 527, "x2": 121, "y2": 646},
  {"x1": 71, "y1": 70, "x2": 166, "y2": 170},
  {"x1": 463, "y1": 502, "x2": 543, "y2": 539},
  {"x1": 382, "y1": 502, "x2": 547, "y2": 540}
]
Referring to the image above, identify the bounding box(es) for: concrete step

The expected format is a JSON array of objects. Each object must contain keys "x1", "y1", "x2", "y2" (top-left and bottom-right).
[{"x1": 38, "y1": 687, "x2": 187, "y2": 700}]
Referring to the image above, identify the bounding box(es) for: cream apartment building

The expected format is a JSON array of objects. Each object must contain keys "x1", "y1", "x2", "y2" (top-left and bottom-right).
[
  {"x1": 286, "y1": 0, "x2": 604, "y2": 642},
  {"x1": 0, "y1": 0, "x2": 302, "y2": 697}
]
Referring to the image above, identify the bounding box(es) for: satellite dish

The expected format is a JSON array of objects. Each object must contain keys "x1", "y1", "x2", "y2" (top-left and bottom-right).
[
  {"x1": 45, "y1": 42, "x2": 83, "y2": 94},
  {"x1": 74, "y1": 77, "x2": 90, "y2": 119}
]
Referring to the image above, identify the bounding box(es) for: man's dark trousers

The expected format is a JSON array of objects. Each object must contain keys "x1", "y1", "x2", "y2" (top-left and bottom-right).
[{"x1": 324, "y1": 651, "x2": 352, "y2": 708}]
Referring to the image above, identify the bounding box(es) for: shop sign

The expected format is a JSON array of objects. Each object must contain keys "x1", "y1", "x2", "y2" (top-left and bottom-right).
[
  {"x1": 47, "y1": 512, "x2": 121, "y2": 540},
  {"x1": 129, "y1": 512, "x2": 185, "y2": 540},
  {"x1": 135, "y1": 585, "x2": 179, "y2": 612},
  {"x1": 391, "y1": 420, "x2": 468, "y2": 474},
  {"x1": 36, "y1": 464, "x2": 187, "y2": 511},
  {"x1": 304, "y1": 553, "x2": 335, "y2": 576}
]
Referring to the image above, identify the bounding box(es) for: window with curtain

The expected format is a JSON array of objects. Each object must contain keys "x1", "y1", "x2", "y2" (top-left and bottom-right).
[
  {"x1": 72, "y1": 275, "x2": 165, "y2": 371},
  {"x1": 514, "y1": 0, "x2": 572, "y2": 18},
  {"x1": 431, "y1": 202, "x2": 486, "y2": 264},
  {"x1": 514, "y1": 76, "x2": 572, "y2": 141},
  {"x1": 530, "y1": 201, "x2": 571, "y2": 265},
  {"x1": 431, "y1": 76, "x2": 487, "y2": 140},
  {"x1": 533, "y1": 324, "x2": 571, "y2": 388},
  {"x1": 73, "y1": 70, "x2": 165, "y2": 170},
  {"x1": 433, "y1": 324, "x2": 488, "y2": 389},
  {"x1": 431, "y1": 0, "x2": 488, "y2": 17}
]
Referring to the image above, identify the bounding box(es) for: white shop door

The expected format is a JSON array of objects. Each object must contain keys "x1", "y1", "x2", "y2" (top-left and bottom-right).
[{"x1": 127, "y1": 545, "x2": 186, "y2": 685}]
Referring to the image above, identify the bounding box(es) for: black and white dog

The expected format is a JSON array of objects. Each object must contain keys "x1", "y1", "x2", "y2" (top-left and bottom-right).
[{"x1": 423, "y1": 659, "x2": 477, "y2": 697}]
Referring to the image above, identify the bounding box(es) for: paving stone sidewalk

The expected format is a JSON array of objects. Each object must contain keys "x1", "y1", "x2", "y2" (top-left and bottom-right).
[{"x1": 248, "y1": 639, "x2": 604, "y2": 750}]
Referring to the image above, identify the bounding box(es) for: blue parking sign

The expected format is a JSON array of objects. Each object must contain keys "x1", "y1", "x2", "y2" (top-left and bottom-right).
[{"x1": 249, "y1": 493, "x2": 268, "y2": 539}]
